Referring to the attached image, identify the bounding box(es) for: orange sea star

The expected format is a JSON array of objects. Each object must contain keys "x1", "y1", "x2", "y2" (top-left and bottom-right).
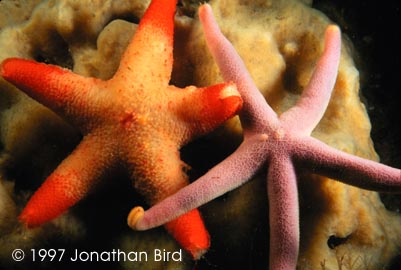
[{"x1": 0, "y1": 0, "x2": 242, "y2": 259}]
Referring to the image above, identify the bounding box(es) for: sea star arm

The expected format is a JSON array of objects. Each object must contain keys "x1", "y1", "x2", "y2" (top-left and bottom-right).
[
  {"x1": 113, "y1": 0, "x2": 176, "y2": 86},
  {"x1": 124, "y1": 137, "x2": 210, "y2": 259},
  {"x1": 293, "y1": 136, "x2": 401, "y2": 191},
  {"x1": 267, "y1": 155, "x2": 299, "y2": 270},
  {"x1": 198, "y1": 4, "x2": 279, "y2": 132},
  {"x1": 174, "y1": 82, "x2": 242, "y2": 138},
  {"x1": 129, "y1": 138, "x2": 266, "y2": 230},
  {"x1": 0, "y1": 58, "x2": 97, "y2": 121},
  {"x1": 19, "y1": 133, "x2": 115, "y2": 228},
  {"x1": 280, "y1": 25, "x2": 341, "y2": 135}
]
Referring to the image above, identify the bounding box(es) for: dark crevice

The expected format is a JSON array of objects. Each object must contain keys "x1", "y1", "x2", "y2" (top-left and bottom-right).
[
  {"x1": 32, "y1": 31, "x2": 74, "y2": 69},
  {"x1": 327, "y1": 234, "x2": 351, "y2": 249},
  {"x1": 106, "y1": 13, "x2": 140, "y2": 26}
]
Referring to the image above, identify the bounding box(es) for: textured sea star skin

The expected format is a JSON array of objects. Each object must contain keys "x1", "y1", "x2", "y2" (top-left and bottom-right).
[
  {"x1": 0, "y1": 0, "x2": 243, "y2": 259},
  {"x1": 130, "y1": 4, "x2": 401, "y2": 269}
]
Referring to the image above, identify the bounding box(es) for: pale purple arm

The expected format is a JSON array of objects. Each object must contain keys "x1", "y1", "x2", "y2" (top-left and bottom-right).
[
  {"x1": 199, "y1": 4, "x2": 279, "y2": 132},
  {"x1": 267, "y1": 155, "x2": 299, "y2": 270},
  {"x1": 281, "y1": 25, "x2": 341, "y2": 135},
  {"x1": 134, "y1": 139, "x2": 266, "y2": 230},
  {"x1": 293, "y1": 136, "x2": 401, "y2": 191}
]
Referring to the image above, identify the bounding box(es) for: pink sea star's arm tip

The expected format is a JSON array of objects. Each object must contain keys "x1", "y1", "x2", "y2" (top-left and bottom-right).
[
  {"x1": 198, "y1": 3, "x2": 278, "y2": 126},
  {"x1": 127, "y1": 206, "x2": 145, "y2": 230},
  {"x1": 281, "y1": 24, "x2": 341, "y2": 134}
]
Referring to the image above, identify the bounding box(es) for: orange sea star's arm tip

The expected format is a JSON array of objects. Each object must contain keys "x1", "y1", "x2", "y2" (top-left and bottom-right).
[
  {"x1": 164, "y1": 209, "x2": 210, "y2": 260},
  {"x1": 140, "y1": 0, "x2": 177, "y2": 35},
  {"x1": 218, "y1": 82, "x2": 243, "y2": 113},
  {"x1": 1, "y1": 57, "x2": 65, "y2": 80},
  {"x1": 196, "y1": 82, "x2": 243, "y2": 128},
  {"x1": 17, "y1": 166, "x2": 92, "y2": 228},
  {"x1": 128, "y1": 206, "x2": 210, "y2": 260},
  {"x1": 0, "y1": 58, "x2": 30, "y2": 82},
  {"x1": 19, "y1": 209, "x2": 40, "y2": 229},
  {"x1": 18, "y1": 194, "x2": 64, "y2": 229}
]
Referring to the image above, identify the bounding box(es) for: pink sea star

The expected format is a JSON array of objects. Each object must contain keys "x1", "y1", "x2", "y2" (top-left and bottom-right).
[
  {"x1": 130, "y1": 4, "x2": 401, "y2": 269},
  {"x1": 0, "y1": 0, "x2": 243, "y2": 259}
]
